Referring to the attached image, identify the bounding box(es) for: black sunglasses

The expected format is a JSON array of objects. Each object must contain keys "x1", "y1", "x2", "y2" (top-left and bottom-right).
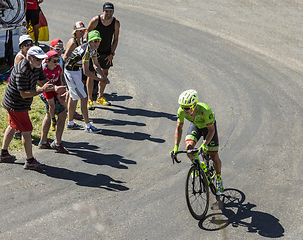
[
  {"x1": 32, "y1": 55, "x2": 43, "y2": 62},
  {"x1": 181, "y1": 106, "x2": 191, "y2": 110},
  {"x1": 50, "y1": 59, "x2": 60, "y2": 63},
  {"x1": 23, "y1": 42, "x2": 33, "y2": 47}
]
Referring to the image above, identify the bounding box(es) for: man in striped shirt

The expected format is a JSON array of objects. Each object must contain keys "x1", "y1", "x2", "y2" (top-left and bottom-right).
[{"x1": 1, "y1": 46, "x2": 65, "y2": 170}]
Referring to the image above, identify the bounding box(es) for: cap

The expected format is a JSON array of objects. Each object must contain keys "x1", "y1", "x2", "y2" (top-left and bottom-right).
[
  {"x1": 45, "y1": 50, "x2": 59, "y2": 60},
  {"x1": 103, "y1": 2, "x2": 114, "y2": 10},
  {"x1": 50, "y1": 39, "x2": 63, "y2": 47},
  {"x1": 19, "y1": 35, "x2": 32, "y2": 47},
  {"x1": 88, "y1": 30, "x2": 102, "y2": 42},
  {"x1": 27, "y1": 46, "x2": 48, "y2": 59},
  {"x1": 74, "y1": 21, "x2": 86, "y2": 30}
]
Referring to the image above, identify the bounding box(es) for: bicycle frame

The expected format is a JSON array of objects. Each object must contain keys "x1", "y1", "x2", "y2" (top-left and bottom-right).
[{"x1": 171, "y1": 149, "x2": 216, "y2": 190}]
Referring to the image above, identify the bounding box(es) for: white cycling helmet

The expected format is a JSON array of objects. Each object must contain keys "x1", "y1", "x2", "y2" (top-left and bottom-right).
[{"x1": 178, "y1": 89, "x2": 198, "y2": 106}]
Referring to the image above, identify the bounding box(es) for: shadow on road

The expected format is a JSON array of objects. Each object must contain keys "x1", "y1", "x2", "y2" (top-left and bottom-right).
[
  {"x1": 98, "y1": 129, "x2": 165, "y2": 143},
  {"x1": 95, "y1": 104, "x2": 177, "y2": 121},
  {"x1": 91, "y1": 117, "x2": 146, "y2": 127},
  {"x1": 198, "y1": 188, "x2": 284, "y2": 238},
  {"x1": 41, "y1": 165, "x2": 129, "y2": 191},
  {"x1": 63, "y1": 142, "x2": 136, "y2": 169}
]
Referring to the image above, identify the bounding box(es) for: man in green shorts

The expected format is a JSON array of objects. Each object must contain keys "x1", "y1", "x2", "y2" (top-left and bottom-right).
[{"x1": 171, "y1": 89, "x2": 224, "y2": 195}]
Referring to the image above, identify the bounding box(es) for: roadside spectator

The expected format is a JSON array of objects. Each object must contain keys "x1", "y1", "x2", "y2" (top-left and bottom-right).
[
  {"x1": 63, "y1": 22, "x2": 87, "y2": 118},
  {"x1": 86, "y1": 2, "x2": 120, "y2": 109},
  {"x1": 11, "y1": 35, "x2": 34, "y2": 140},
  {"x1": 0, "y1": 46, "x2": 65, "y2": 170},
  {"x1": 39, "y1": 51, "x2": 68, "y2": 153},
  {"x1": 45, "y1": 39, "x2": 83, "y2": 120},
  {"x1": 64, "y1": 30, "x2": 109, "y2": 133},
  {"x1": 42, "y1": 51, "x2": 66, "y2": 131},
  {"x1": 26, "y1": 0, "x2": 43, "y2": 45},
  {"x1": 14, "y1": 35, "x2": 34, "y2": 65}
]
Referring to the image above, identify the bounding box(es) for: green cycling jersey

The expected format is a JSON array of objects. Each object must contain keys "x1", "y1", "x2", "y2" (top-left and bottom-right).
[{"x1": 177, "y1": 102, "x2": 215, "y2": 129}]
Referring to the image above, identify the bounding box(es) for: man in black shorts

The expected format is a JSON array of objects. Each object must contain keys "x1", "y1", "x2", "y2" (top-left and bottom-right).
[
  {"x1": 85, "y1": 2, "x2": 120, "y2": 109},
  {"x1": 26, "y1": 0, "x2": 43, "y2": 45}
]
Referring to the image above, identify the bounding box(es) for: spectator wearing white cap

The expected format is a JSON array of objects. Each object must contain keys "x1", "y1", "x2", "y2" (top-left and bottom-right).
[
  {"x1": 14, "y1": 35, "x2": 34, "y2": 66},
  {"x1": 0, "y1": 46, "x2": 66, "y2": 170}
]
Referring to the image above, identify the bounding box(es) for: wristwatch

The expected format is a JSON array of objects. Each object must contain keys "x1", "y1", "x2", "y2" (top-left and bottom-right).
[{"x1": 111, "y1": 52, "x2": 115, "y2": 56}]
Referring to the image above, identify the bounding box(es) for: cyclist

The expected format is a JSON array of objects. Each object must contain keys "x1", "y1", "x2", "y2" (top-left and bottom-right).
[{"x1": 171, "y1": 89, "x2": 224, "y2": 195}]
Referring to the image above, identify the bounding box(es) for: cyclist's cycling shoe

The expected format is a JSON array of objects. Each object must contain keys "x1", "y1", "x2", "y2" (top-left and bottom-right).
[{"x1": 216, "y1": 179, "x2": 224, "y2": 195}]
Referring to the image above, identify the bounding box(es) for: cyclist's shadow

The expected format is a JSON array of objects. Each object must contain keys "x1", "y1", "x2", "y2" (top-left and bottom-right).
[{"x1": 198, "y1": 188, "x2": 284, "y2": 238}]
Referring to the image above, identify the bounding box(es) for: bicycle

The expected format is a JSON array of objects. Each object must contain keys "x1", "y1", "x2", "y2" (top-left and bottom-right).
[
  {"x1": 171, "y1": 148, "x2": 217, "y2": 220},
  {"x1": 0, "y1": 0, "x2": 26, "y2": 24}
]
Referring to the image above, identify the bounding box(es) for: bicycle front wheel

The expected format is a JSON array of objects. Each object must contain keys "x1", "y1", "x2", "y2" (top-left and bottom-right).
[
  {"x1": 0, "y1": 0, "x2": 23, "y2": 24},
  {"x1": 185, "y1": 165, "x2": 209, "y2": 220}
]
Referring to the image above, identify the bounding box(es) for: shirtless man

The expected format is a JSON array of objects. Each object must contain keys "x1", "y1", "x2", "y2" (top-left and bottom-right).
[{"x1": 85, "y1": 2, "x2": 120, "y2": 109}]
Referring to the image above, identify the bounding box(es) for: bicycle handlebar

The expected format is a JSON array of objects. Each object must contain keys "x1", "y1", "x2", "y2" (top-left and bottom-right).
[{"x1": 171, "y1": 148, "x2": 207, "y2": 164}]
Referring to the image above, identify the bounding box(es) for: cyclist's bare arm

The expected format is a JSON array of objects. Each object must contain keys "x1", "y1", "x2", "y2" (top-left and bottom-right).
[{"x1": 174, "y1": 124, "x2": 183, "y2": 148}]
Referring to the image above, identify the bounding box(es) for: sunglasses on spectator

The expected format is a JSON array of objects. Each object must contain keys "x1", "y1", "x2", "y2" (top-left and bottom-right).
[
  {"x1": 77, "y1": 29, "x2": 86, "y2": 33},
  {"x1": 32, "y1": 56, "x2": 43, "y2": 62},
  {"x1": 50, "y1": 59, "x2": 60, "y2": 63},
  {"x1": 23, "y1": 42, "x2": 33, "y2": 47},
  {"x1": 92, "y1": 39, "x2": 101, "y2": 43},
  {"x1": 52, "y1": 47, "x2": 64, "y2": 51}
]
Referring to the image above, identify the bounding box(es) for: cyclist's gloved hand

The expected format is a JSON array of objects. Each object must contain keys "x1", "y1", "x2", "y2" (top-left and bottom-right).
[
  {"x1": 170, "y1": 145, "x2": 178, "y2": 157},
  {"x1": 199, "y1": 143, "x2": 208, "y2": 153}
]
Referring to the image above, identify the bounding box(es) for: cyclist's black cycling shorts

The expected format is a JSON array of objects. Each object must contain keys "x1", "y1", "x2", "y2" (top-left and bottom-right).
[{"x1": 185, "y1": 121, "x2": 219, "y2": 152}]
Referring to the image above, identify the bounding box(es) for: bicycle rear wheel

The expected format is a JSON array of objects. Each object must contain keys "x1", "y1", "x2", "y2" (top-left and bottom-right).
[
  {"x1": 185, "y1": 165, "x2": 209, "y2": 220},
  {"x1": 0, "y1": 0, "x2": 24, "y2": 24}
]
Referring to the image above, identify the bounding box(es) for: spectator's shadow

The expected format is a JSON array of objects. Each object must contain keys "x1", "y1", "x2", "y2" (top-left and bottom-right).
[
  {"x1": 64, "y1": 142, "x2": 136, "y2": 169},
  {"x1": 41, "y1": 166, "x2": 128, "y2": 191},
  {"x1": 104, "y1": 92, "x2": 133, "y2": 102},
  {"x1": 198, "y1": 188, "x2": 284, "y2": 238},
  {"x1": 91, "y1": 117, "x2": 146, "y2": 127},
  {"x1": 95, "y1": 104, "x2": 177, "y2": 121},
  {"x1": 71, "y1": 149, "x2": 136, "y2": 169},
  {"x1": 99, "y1": 129, "x2": 165, "y2": 143}
]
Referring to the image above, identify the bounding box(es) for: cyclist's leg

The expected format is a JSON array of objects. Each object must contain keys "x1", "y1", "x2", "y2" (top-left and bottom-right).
[
  {"x1": 204, "y1": 121, "x2": 221, "y2": 173},
  {"x1": 204, "y1": 121, "x2": 224, "y2": 194},
  {"x1": 185, "y1": 123, "x2": 202, "y2": 161}
]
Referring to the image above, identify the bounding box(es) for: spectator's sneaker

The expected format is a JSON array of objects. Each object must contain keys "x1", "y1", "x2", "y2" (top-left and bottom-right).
[
  {"x1": 87, "y1": 100, "x2": 95, "y2": 110},
  {"x1": 66, "y1": 122, "x2": 83, "y2": 130},
  {"x1": 0, "y1": 153, "x2": 16, "y2": 163},
  {"x1": 73, "y1": 111, "x2": 83, "y2": 120},
  {"x1": 23, "y1": 158, "x2": 46, "y2": 171},
  {"x1": 38, "y1": 142, "x2": 52, "y2": 149},
  {"x1": 84, "y1": 125, "x2": 102, "y2": 133},
  {"x1": 216, "y1": 178, "x2": 224, "y2": 195},
  {"x1": 51, "y1": 120, "x2": 56, "y2": 131},
  {"x1": 96, "y1": 96, "x2": 111, "y2": 106},
  {"x1": 50, "y1": 141, "x2": 69, "y2": 154}
]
